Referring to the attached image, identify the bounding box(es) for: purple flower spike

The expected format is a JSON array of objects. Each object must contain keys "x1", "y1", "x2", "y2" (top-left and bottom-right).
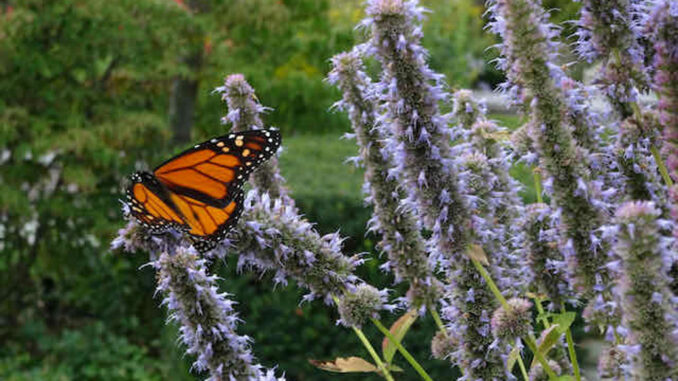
[
  {"x1": 217, "y1": 74, "x2": 291, "y2": 203},
  {"x1": 337, "y1": 283, "x2": 389, "y2": 327},
  {"x1": 490, "y1": 298, "x2": 532, "y2": 343},
  {"x1": 648, "y1": 0, "x2": 678, "y2": 238},
  {"x1": 365, "y1": 0, "x2": 471, "y2": 263},
  {"x1": 488, "y1": 0, "x2": 612, "y2": 299},
  {"x1": 329, "y1": 50, "x2": 438, "y2": 308},
  {"x1": 227, "y1": 190, "x2": 361, "y2": 303},
  {"x1": 155, "y1": 247, "x2": 285, "y2": 381},
  {"x1": 521, "y1": 203, "x2": 572, "y2": 307},
  {"x1": 364, "y1": 1, "x2": 507, "y2": 377},
  {"x1": 575, "y1": 0, "x2": 648, "y2": 117},
  {"x1": 613, "y1": 201, "x2": 678, "y2": 379}
]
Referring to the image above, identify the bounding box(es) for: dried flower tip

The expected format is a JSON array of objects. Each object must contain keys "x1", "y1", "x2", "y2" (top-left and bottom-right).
[
  {"x1": 490, "y1": 298, "x2": 532, "y2": 342},
  {"x1": 337, "y1": 284, "x2": 387, "y2": 327},
  {"x1": 430, "y1": 330, "x2": 458, "y2": 361}
]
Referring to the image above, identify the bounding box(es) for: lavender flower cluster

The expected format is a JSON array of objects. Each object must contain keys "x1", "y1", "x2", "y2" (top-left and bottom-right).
[
  {"x1": 328, "y1": 50, "x2": 438, "y2": 308},
  {"x1": 111, "y1": 0, "x2": 678, "y2": 379},
  {"x1": 155, "y1": 247, "x2": 284, "y2": 381},
  {"x1": 215, "y1": 74, "x2": 291, "y2": 203}
]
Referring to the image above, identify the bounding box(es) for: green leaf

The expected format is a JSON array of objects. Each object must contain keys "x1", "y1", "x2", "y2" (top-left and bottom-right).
[
  {"x1": 552, "y1": 311, "x2": 576, "y2": 334},
  {"x1": 557, "y1": 376, "x2": 574, "y2": 381},
  {"x1": 506, "y1": 345, "x2": 521, "y2": 372},
  {"x1": 381, "y1": 309, "x2": 418, "y2": 364},
  {"x1": 531, "y1": 324, "x2": 563, "y2": 369},
  {"x1": 388, "y1": 364, "x2": 404, "y2": 372}
]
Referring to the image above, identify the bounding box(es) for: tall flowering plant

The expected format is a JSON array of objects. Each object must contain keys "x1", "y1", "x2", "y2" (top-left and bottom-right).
[{"x1": 112, "y1": 0, "x2": 678, "y2": 379}]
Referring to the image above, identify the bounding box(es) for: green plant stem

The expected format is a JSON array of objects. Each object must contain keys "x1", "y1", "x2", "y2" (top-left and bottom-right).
[
  {"x1": 534, "y1": 297, "x2": 550, "y2": 329},
  {"x1": 370, "y1": 318, "x2": 433, "y2": 381},
  {"x1": 533, "y1": 168, "x2": 543, "y2": 203},
  {"x1": 428, "y1": 305, "x2": 447, "y2": 337},
  {"x1": 651, "y1": 145, "x2": 674, "y2": 186},
  {"x1": 470, "y1": 258, "x2": 510, "y2": 309},
  {"x1": 561, "y1": 305, "x2": 581, "y2": 381},
  {"x1": 352, "y1": 326, "x2": 395, "y2": 381},
  {"x1": 470, "y1": 258, "x2": 558, "y2": 380},
  {"x1": 517, "y1": 355, "x2": 530, "y2": 381},
  {"x1": 525, "y1": 333, "x2": 559, "y2": 381},
  {"x1": 330, "y1": 295, "x2": 394, "y2": 381}
]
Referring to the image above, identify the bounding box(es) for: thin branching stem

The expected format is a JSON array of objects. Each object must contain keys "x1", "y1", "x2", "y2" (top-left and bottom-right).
[
  {"x1": 533, "y1": 168, "x2": 543, "y2": 204},
  {"x1": 352, "y1": 326, "x2": 395, "y2": 381},
  {"x1": 651, "y1": 146, "x2": 674, "y2": 186},
  {"x1": 470, "y1": 258, "x2": 558, "y2": 380},
  {"x1": 428, "y1": 306, "x2": 447, "y2": 337},
  {"x1": 517, "y1": 356, "x2": 530, "y2": 381},
  {"x1": 371, "y1": 318, "x2": 433, "y2": 381},
  {"x1": 331, "y1": 294, "x2": 394, "y2": 381},
  {"x1": 562, "y1": 304, "x2": 581, "y2": 381}
]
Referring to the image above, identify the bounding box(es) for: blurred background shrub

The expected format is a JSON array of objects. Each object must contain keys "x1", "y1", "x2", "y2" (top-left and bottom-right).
[{"x1": 0, "y1": 0, "x2": 579, "y2": 379}]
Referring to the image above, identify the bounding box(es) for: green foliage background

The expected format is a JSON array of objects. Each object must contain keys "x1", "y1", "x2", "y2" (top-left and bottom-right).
[{"x1": 0, "y1": 0, "x2": 579, "y2": 379}]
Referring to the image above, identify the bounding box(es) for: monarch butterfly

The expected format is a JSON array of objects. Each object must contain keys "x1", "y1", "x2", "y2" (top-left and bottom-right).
[{"x1": 125, "y1": 129, "x2": 281, "y2": 253}]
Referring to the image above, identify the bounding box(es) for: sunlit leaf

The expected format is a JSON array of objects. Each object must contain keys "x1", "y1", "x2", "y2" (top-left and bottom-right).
[
  {"x1": 309, "y1": 357, "x2": 377, "y2": 373},
  {"x1": 382, "y1": 309, "x2": 418, "y2": 363},
  {"x1": 552, "y1": 311, "x2": 575, "y2": 333}
]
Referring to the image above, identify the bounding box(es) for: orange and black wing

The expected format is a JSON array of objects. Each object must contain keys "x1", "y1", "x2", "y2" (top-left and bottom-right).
[
  {"x1": 126, "y1": 171, "x2": 244, "y2": 253},
  {"x1": 126, "y1": 129, "x2": 280, "y2": 253},
  {"x1": 125, "y1": 171, "x2": 187, "y2": 234},
  {"x1": 152, "y1": 129, "x2": 281, "y2": 207},
  {"x1": 165, "y1": 189, "x2": 244, "y2": 253}
]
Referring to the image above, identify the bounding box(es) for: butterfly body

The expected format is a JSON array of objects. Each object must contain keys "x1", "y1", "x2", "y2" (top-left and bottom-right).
[{"x1": 125, "y1": 129, "x2": 281, "y2": 253}]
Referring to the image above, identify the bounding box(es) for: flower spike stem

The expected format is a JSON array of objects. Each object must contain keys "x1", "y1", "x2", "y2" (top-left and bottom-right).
[
  {"x1": 353, "y1": 325, "x2": 395, "y2": 381},
  {"x1": 471, "y1": 258, "x2": 510, "y2": 310},
  {"x1": 609, "y1": 49, "x2": 674, "y2": 189},
  {"x1": 562, "y1": 305, "x2": 581, "y2": 381},
  {"x1": 470, "y1": 258, "x2": 557, "y2": 380},
  {"x1": 533, "y1": 168, "x2": 543, "y2": 204},
  {"x1": 428, "y1": 306, "x2": 447, "y2": 338},
  {"x1": 370, "y1": 318, "x2": 433, "y2": 381},
  {"x1": 651, "y1": 146, "x2": 674, "y2": 186},
  {"x1": 517, "y1": 355, "x2": 529, "y2": 381},
  {"x1": 534, "y1": 298, "x2": 550, "y2": 329},
  {"x1": 332, "y1": 294, "x2": 394, "y2": 381}
]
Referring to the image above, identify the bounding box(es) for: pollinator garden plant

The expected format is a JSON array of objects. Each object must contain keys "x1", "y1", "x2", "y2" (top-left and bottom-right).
[{"x1": 113, "y1": 0, "x2": 678, "y2": 380}]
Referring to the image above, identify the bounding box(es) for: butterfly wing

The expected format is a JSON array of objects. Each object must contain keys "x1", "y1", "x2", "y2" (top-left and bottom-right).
[
  {"x1": 126, "y1": 129, "x2": 280, "y2": 253},
  {"x1": 166, "y1": 189, "x2": 244, "y2": 253},
  {"x1": 126, "y1": 171, "x2": 187, "y2": 233},
  {"x1": 152, "y1": 129, "x2": 281, "y2": 207}
]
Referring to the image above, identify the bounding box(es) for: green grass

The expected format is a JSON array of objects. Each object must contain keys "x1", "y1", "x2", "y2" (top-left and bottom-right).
[
  {"x1": 489, "y1": 113, "x2": 525, "y2": 131},
  {"x1": 279, "y1": 134, "x2": 363, "y2": 201},
  {"x1": 279, "y1": 113, "x2": 533, "y2": 209}
]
